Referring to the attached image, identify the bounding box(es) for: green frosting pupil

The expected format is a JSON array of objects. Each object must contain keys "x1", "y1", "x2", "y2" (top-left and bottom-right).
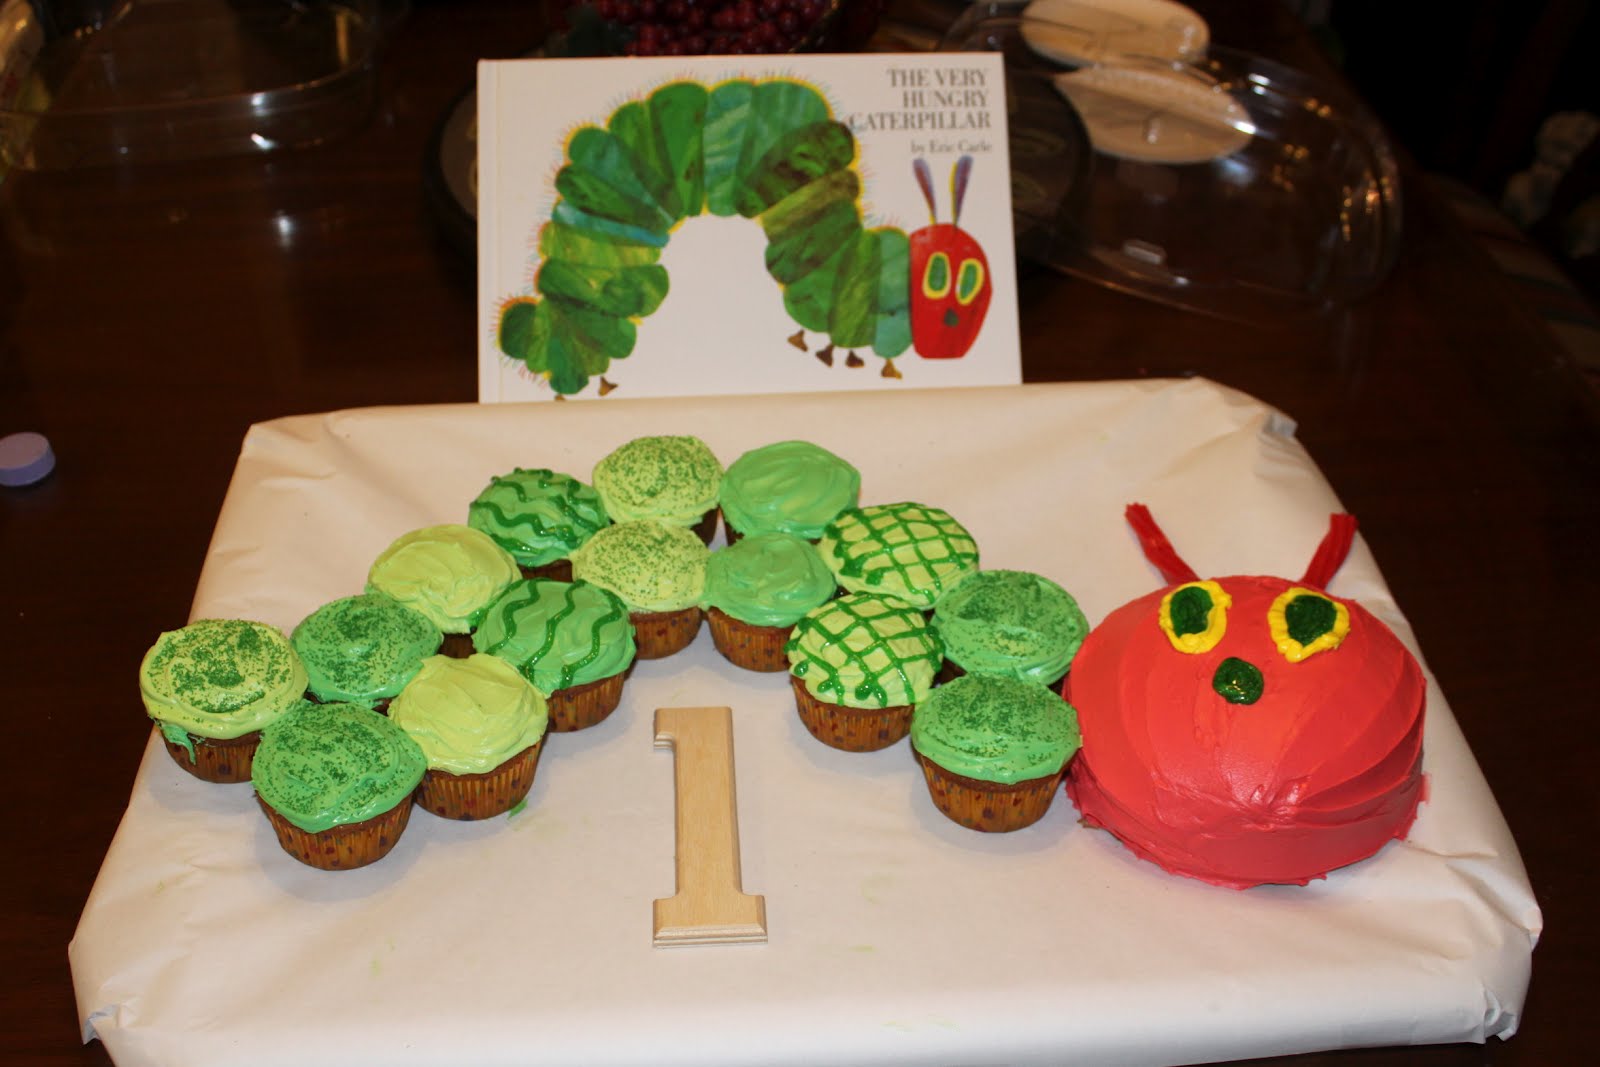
[
  {"x1": 1285, "y1": 594, "x2": 1336, "y2": 644},
  {"x1": 1169, "y1": 585, "x2": 1214, "y2": 637},
  {"x1": 1212, "y1": 657, "x2": 1264, "y2": 705}
]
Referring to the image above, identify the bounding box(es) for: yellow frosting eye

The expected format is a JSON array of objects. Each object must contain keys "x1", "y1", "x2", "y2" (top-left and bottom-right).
[
  {"x1": 1159, "y1": 580, "x2": 1231, "y2": 654},
  {"x1": 1268, "y1": 587, "x2": 1350, "y2": 662}
]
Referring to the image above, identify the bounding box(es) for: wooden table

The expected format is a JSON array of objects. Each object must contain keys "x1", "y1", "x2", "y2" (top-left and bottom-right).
[{"x1": 3, "y1": 1, "x2": 1593, "y2": 1063}]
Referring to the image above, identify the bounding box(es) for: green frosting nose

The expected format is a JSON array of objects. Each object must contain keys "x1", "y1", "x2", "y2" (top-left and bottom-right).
[{"x1": 1212, "y1": 657, "x2": 1264, "y2": 705}]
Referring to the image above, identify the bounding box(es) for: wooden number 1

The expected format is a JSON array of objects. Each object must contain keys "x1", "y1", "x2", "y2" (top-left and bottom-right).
[{"x1": 652, "y1": 706, "x2": 768, "y2": 947}]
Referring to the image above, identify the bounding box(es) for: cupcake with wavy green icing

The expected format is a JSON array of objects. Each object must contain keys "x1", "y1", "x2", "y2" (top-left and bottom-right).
[
  {"x1": 389, "y1": 654, "x2": 549, "y2": 820},
  {"x1": 252, "y1": 700, "x2": 427, "y2": 869},
  {"x1": 291, "y1": 593, "x2": 442, "y2": 711},
  {"x1": 366, "y1": 524, "x2": 520, "y2": 656},
  {"x1": 591, "y1": 435, "x2": 722, "y2": 544},
  {"x1": 785, "y1": 592, "x2": 944, "y2": 751},
  {"x1": 474, "y1": 578, "x2": 637, "y2": 731},
  {"x1": 818, "y1": 502, "x2": 980, "y2": 609},
  {"x1": 720, "y1": 440, "x2": 860, "y2": 543},
  {"x1": 910, "y1": 674, "x2": 1081, "y2": 832},
  {"x1": 140, "y1": 618, "x2": 309, "y2": 783},
  {"x1": 932, "y1": 570, "x2": 1090, "y2": 686},
  {"x1": 467, "y1": 467, "x2": 610, "y2": 581},
  {"x1": 702, "y1": 533, "x2": 836, "y2": 672},
  {"x1": 569, "y1": 519, "x2": 709, "y2": 659}
]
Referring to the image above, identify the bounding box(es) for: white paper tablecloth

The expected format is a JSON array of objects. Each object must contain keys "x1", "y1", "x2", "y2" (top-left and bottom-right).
[{"x1": 72, "y1": 380, "x2": 1540, "y2": 1067}]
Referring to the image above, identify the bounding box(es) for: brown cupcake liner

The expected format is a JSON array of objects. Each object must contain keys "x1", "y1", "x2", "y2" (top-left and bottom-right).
[
  {"x1": 707, "y1": 607, "x2": 792, "y2": 672},
  {"x1": 788, "y1": 673, "x2": 911, "y2": 752},
  {"x1": 631, "y1": 606, "x2": 703, "y2": 659},
  {"x1": 162, "y1": 729, "x2": 261, "y2": 784},
  {"x1": 522, "y1": 559, "x2": 574, "y2": 582},
  {"x1": 259, "y1": 795, "x2": 415, "y2": 870},
  {"x1": 439, "y1": 631, "x2": 475, "y2": 659},
  {"x1": 914, "y1": 751, "x2": 1065, "y2": 833},
  {"x1": 414, "y1": 741, "x2": 544, "y2": 820},
  {"x1": 547, "y1": 672, "x2": 627, "y2": 732}
]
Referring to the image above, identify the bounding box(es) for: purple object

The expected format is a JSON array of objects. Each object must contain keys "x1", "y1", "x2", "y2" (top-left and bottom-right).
[{"x1": 0, "y1": 432, "x2": 56, "y2": 486}]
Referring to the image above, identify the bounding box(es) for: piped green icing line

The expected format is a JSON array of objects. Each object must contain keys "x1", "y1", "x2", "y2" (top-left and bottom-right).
[
  {"x1": 389, "y1": 654, "x2": 549, "y2": 775},
  {"x1": 702, "y1": 532, "x2": 836, "y2": 627},
  {"x1": 819, "y1": 502, "x2": 979, "y2": 609},
  {"x1": 720, "y1": 440, "x2": 860, "y2": 540},
  {"x1": 910, "y1": 674, "x2": 1081, "y2": 785},
  {"x1": 366, "y1": 524, "x2": 520, "y2": 634},
  {"x1": 932, "y1": 570, "x2": 1089, "y2": 685},
  {"x1": 591, "y1": 435, "x2": 722, "y2": 527},
  {"x1": 292, "y1": 594, "x2": 442, "y2": 707},
  {"x1": 473, "y1": 578, "x2": 636, "y2": 693},
  {"x1": 140, "y1": 619, "x2": 308, "y2": 740},
  {"x1": 786, "y1": 592, "x2": 943, "y2": 709},
  {"x1": 568, "y1": 519, "x2": 709, "y2": 612},
  {"x1": 467, "y1": 468, "x2": 609, "y2": 567},
  {"x1": 252, "y1": 701, "x2": 427, "y2": 833}
]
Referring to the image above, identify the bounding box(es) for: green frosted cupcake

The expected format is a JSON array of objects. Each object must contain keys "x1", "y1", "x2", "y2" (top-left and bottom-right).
[
  {"x1": 252, "y1": 700, "x2": 427, "y2": 869},
  {"x1": 785, "y1": 592, "x2": 944, "y2": 751},
  {"x1": 720, "y1": 440, "x2": 860, "y2": 542},
  {"x1": 140, "y1": 618, "x2": 309, "y2": 783},
  {"x1": 292, "y1": 593, "x2": 442, "y2": 710},
  {"x1": 569, "y1": 519, "x2": 710, "y2": 659},
  {"x1": 474, "y1": 578, "x2": 637, "y2": 731},
  {"x1": 467, "y1": 467, "x2": 610, "y2": 581},
  {"x1": 911, "y1": 674, "x2": 1081, "y2": 832},
  {"x1": 818, "y1": 502, "x2": 980, "y2": 609},
  {"x1": 366, "y1": 524, "x2": 520, "y2": 654},
  {"x1": 702, "y1": 533, "x2": 836, "y2": 671},
  {"x1": 932, "y1": 570, "x2": 1090, "y2": 686},
  {"x1": 591, "y1": 435, "x2": 722, "y2": 544},
  {"x1": 389, "y1": 654, "x2": 550, "y2": 820}
]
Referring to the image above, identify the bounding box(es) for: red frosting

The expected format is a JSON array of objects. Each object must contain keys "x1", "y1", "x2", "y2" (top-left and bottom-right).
[{"x1": 1066, "y1": 575, "x2": 1425, "y2": 889}]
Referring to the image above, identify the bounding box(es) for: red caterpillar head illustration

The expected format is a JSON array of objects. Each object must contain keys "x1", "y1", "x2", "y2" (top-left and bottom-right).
[
  {"x1": 909, "y1": 156, "x2": 992, "y2": 360},
  {"x1": 1065, "y1": 505, "x2": 1427, "y2": 889}
]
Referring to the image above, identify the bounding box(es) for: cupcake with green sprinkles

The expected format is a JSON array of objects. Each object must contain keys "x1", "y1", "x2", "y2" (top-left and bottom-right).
[
  {"x1": 366, "y1": 524, "x2": 520, "y2": 657},
  {"x1": 932, "y1": 570, "x2": 1090, "y2": 687},
  {"x1": 702, "y1": 532, "x2": 837, "y2": 672},
  {"x1": 467, "y1": 467, "x2": 610, "y2": 582},
  {"x1": 910, "y1": 674, "x2": 1082, "y2": 832},
  {"x1": 389, "y1": 654, "x2": 549, "y2": 820},
  {"x1": 719, "y1": 440, "x2": 860, "y2": 544},
  {"x1": 473, "y1": 578, "x2": 637, "y2": 731},
  {"x1": 292, "y1": 593, "x2": 442, "y2": 711},
  {"x1": 785, "y1": 591, "x2": 945, "y2": 752},
  {"x1": 569, "y1": 519, "x2": 710, "y2": 659},
  {"x1": 140, "y1": 618, "x2": 309, "y2": 783},
  {"x1": 591, "y1": 435, "x2": 723, "y2": 545},
  {"x1": 818, "y1": 502, "x2": 980, "y2": 609},
  {"x1": 252, "y1": 700, "x2": 427, "y2": 870}
]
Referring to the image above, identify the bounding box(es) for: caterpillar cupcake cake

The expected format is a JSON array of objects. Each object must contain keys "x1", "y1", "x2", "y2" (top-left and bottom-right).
[
  {"x1": 702, "y1": 532, "x2": 837, "y2": 671},
  {"x1": 819, "y1": 502, "x2": 980, "y2": 609},
  {"x1": 140, "y1": 618, "x2": 309, "y2": 783},
  {"x1": 932, "y1": 570, "x2": 1090, "y2": 686},
  {"x1": 591, "y1": 435, "x2": 722, "y2": 545},
  {"x1": 468, "y1": 467, "x2": 610, "y2": 582},
  {"x1": 569, "y1": 519, "x2": 710, "y2": 659},
  {"x1": 719, "y1": 440, "x2": 860, "y2": 543},
  {"x1": 474, "y1": 578, "x2": 638, "y2": 731},
  {"x1": 292, "y1": 593, "x2": 442, "y2": 711},
  {"x1": 366, "y1": 524, "x2": 520, "y2": 657}
]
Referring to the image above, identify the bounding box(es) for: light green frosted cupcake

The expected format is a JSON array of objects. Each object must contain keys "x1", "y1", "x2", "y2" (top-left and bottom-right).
[
  {"x1": 702, "y1": 533, "x2": 837, "y2": 671},
  {"x1": 910, "y1": 674, "x2": 1081, "y2": 832},
  {"x1": 720, "y1": 440, "x2": 860, "y2": 542},
  {"x1": 818, "y1": 502, "x2": 979, "y2": 609},
  {"x1": 366, "y1": 524, "x2": 520, "y2": 653},
  {"x1": 252, "y1": 700, "x2": 427, "y2": 869},
  {"x1": 569, "y1": 519, "x2": 710, "y2": 659},
  {"x1": 932, "y1": 570, "x2": 1090, "y2": 686},
  {"x1": 591, "y1": 435, "x2": 722, "y2": 543},
  {"x1": 291, "y1": 593, "x2": 442, "y2": 709},
  {"x1": 389, "y1": 654, "x2": 550, "y2": 819},
  {"x1": 467, "y1": 468, "x2": 610, "y2": 580},
  {"x1": 140, "y1": 618, "x2": 309, "y2": 783}
]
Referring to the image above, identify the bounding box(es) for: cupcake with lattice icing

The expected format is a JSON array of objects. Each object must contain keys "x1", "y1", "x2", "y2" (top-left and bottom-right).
[
  {"x1": 569, "y1": 519, "x2": 710, "y2": 659},
  {"x1": 291, "y1": 593, "x2": 442, "y2": 712},
  {"x1": 932, "y1": 570, "x2": 1089, "y2": 687},
  {"x1": 719, "y1": 440, "x2": 859, "y2": 544},
  {"x1": 785, "y1": 591, "x2": 945, "y2": 751},
  {"x1": 591, "y1": 435, "x2": 722, "y2": 545},
  {"x1": 702, "y1": 532, "x2": 837, "y2": 672},
  {"x1": 366, "y1": 524, "x2": 520, "y2": 657},
  {"x1": 818, "y1": 502, "x2": 980, "y2": 609},
  {"x1": 474, "y1": 578, "x2": 637, "y2": 731},
  {"x1": 468, "y1": 468, "x2": 610, "y2": 582}
]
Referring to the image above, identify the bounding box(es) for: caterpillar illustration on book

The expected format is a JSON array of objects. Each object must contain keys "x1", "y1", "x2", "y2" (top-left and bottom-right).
[{"x1": 495, "y1": 77, "x2": 994, "y2": 396}]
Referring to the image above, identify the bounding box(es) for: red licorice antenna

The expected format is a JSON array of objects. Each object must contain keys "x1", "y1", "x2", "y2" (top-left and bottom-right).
[
  {"x1": 1301, "y1": 513, "x2": 1358, "y2": 589},
  {"x1": 1125, "y1": 503, "x2": 1199, "y2": 585}
]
